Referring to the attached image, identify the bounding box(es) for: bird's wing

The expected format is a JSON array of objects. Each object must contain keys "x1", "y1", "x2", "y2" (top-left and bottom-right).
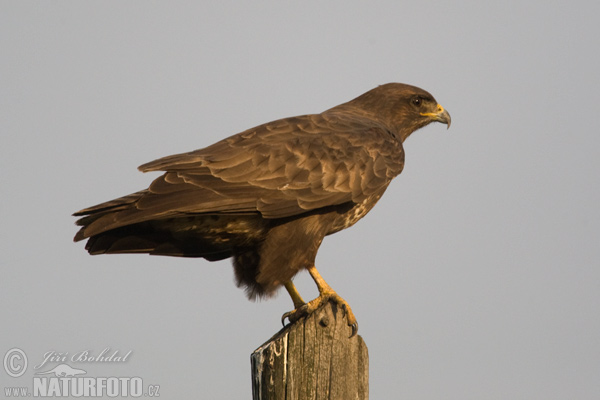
[
  {"x1": 74, "y1": 113, "x2": 404, "y2": 239},
  {"x1": 139, "y1": 113, "x2": 404, "y2": 216}
]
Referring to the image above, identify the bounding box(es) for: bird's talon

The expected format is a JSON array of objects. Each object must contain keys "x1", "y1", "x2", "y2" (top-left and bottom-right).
[
  {"x1": 281, "y1": 303, "x2": 309, "y2": 327},
  {"x1": 349, "y1": 322, "x2": 358, "y2": 338},
  {"x1": 281, "y1": 311, "x2": 295, "y2": 326}
]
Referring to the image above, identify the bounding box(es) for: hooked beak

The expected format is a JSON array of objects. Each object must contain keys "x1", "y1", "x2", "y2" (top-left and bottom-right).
[{"x1": 421, "y1": 104, "x2": 451, "y2": 129}]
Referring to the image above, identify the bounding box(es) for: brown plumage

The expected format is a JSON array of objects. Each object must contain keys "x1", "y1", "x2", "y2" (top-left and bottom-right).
[{"x1": 73, "y1": 83, "x2": 450, "y2": 335}]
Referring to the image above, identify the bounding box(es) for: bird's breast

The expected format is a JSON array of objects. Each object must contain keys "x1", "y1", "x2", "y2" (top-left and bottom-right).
[{"x1": 328, "y1": 194, "x2": 383, "y2": 235}]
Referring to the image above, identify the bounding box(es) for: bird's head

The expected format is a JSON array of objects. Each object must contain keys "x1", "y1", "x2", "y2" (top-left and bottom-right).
[{"x1": 341, "y1": 83, "x2": 451, "y2": 142}]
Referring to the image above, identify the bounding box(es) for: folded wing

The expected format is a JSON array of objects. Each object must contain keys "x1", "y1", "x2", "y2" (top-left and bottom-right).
[{"x1": 73, "y1": 112, "x2": 403, "y2": 241}]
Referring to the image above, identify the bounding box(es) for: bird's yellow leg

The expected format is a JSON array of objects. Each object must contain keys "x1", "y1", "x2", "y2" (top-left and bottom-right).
[
  {"x1": 281, "y1": 281, "x2": 306, "y2": 326},
  {"x1": 307, "y1": 265, "x2": 358, "y2": 336},
  {"x1": 284, "y1": 281, "x2": 306, "y2": 309},
  {"x1": 282, "y1": 265, "x2": 358, "y2": 337}
]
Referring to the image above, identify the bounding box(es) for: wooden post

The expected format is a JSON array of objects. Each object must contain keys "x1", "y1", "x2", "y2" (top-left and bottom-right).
[{"x1": 251, "y1": 301, "x2": 369, "y2": 400}]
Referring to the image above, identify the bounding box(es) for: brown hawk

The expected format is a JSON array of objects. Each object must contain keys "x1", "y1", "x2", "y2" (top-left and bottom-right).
[{"x1": 74, "y1": 83, "x2": 451, "y2": 336}]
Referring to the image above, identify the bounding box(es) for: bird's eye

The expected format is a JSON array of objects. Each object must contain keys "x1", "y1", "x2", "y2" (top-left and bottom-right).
[{"x1": 412, "y1": 97, "x2": 422, "y2": 107}]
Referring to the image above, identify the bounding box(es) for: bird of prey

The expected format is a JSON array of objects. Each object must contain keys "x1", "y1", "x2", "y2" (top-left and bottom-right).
[{"x1": 73, "y1": 83, "x2": 450, "y2": 336}]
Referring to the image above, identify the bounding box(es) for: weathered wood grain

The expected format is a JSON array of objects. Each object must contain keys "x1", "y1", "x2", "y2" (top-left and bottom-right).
[{"x1": 251, "y1": 301, "x2": 368, "y2": 400}]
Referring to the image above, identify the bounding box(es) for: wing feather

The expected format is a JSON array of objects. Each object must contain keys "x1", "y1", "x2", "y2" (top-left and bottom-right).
[{"x1": 75, "y1": 112, "x2": 404, "y2": 240}]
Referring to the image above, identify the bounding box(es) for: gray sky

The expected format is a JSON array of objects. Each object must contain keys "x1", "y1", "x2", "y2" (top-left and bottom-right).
[{"x1": 2, "y1": 1, "x2": 599, "y2": 399}]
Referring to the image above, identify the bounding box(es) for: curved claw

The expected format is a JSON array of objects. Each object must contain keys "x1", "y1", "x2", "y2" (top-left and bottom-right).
[
  {"x1": 281, "y1": 304, "x2": 308, "y2": 327},
  {"x1": 336, "y1": 300, "x2": 359, "y2": 337},
  {"x1": 330, "y1": 295, "x2": 358, "y2": 337},
  {"x1": 349, "y1": 321, "x2": 358, "y2": 338},
  {"x1": 281, "y1": 311, "x2": 291, "y2": 326}
]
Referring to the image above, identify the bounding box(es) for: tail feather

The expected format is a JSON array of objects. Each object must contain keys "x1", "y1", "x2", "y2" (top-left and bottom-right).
[
  {"x1": 73, "y1": 191, "x2": 148, "y2": 242},
  {"x1": 82, "y1": 220, "x2": 234, "y2": 260},
  {"x1": 73, "y1": 191, "x2": 147, "y2": 217}
]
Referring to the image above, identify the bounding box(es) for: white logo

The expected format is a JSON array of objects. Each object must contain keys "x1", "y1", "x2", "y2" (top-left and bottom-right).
[
  {"x1": 3, "y1": 348, "x2": 28, "y2": 378},
  {"x1": 2, "y1": 347, "x2": 160, "y2": 397},
  {"x1": 36, "y1": 363, "x2": 87, "y2": 377}
]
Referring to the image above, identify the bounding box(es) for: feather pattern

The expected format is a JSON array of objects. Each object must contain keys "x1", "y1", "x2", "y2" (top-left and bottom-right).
[{"x1": 75, "y1": 112, "x2": 405, "y2": 239}]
